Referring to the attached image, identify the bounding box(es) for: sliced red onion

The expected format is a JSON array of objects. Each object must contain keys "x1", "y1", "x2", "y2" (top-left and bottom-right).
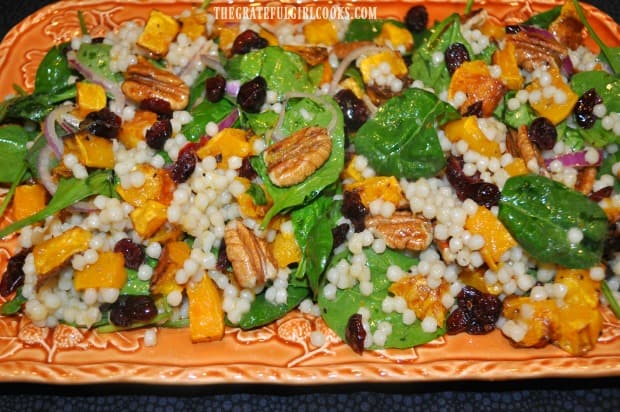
[
  {"x1": 519, "y1": 25, "x2": 556, "y2": 41},
  {"x1": 218, "y1": 108, "x2": 239, "y2": 130},
  {"x1": 561, "y1": 55, "x2": 574, "y2": 79},
  {"x1": 37, "y1": 145, "x2": 58, "y2": 195},
  {"x1": 69, "y1": 201, "x2": 97, "y2": 213},
  {"x1": 544, "y1": 149, "x2": 604, "y2": 168},
  {"x1": 67, "y1": 50, "x2": 126, "y2": 109},
  {"x1": 329, "y1": 45, "x2": 388, "y2": 95},
  {"x1": 43, "y1": 105, "x2": 74, "y2": 159},
  {"x1": 201, "y1": 55, "x2": 227, "y2": 77},
  {"x1": 225, "y1": 80, "x2": 241, "y2": 97}
]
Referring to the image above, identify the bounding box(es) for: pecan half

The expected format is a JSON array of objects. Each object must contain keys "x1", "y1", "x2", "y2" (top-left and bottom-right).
[
  {"x1": 224, "y1": 220, "x2": 277, "y2": 289},
  {"x1": 506, "y1": 28, "x2": 568, "y2": 72},
  {"x1": 122, "y1": 57, "x2": 190, "y2": 110},
  {"x1": 365, "y1": 211, "x2": 432, "y2": 251},
  {"x1": 282, "y1": 45, "x2": 329, "y2": 66},
  {"x1": 332, "y1": 41, "x2": 374, "y2": 59},
  {"x1": 263, "y1": 126, "x2": 332, "y2": 187},
  {"x1": 507, "y1": 126, "x2": 548, "y2": 176},
  {"x1": 575, "y1": 166, "x2": 597, "y2": 195}
]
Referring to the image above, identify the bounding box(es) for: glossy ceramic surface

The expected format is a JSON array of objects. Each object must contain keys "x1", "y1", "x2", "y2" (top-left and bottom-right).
[{"x1": 0, "y1": 0, "x2": 618, "y2": 384}]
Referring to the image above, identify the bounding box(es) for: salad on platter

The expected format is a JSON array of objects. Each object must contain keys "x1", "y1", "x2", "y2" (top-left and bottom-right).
[{"x1": 0, "y1": 0, "x2": 618, "y2": 358}]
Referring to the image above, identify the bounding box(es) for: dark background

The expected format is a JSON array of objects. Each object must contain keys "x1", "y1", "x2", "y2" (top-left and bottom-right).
[{"x1": 1, "y1": 1, "x2": 619, "y2": 411}]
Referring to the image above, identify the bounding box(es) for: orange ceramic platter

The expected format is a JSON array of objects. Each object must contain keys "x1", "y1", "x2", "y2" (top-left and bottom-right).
[{"x1": 0, "y1": 0, "x2": 619, "y2": 384}]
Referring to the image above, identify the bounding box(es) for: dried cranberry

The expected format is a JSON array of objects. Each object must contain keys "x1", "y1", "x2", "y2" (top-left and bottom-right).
[
  {"x1": 170, "y1": 148, "x2": 197, "y2": 183},
  {"x1": 446, "y1": 286, "x2": 501, "y2": 335},
  {"x1": 206, "y1": 74, "x2": 227, "y2": 103},
  {"x1": 91, "y1": 37, "x2": 105, "y2": 44},
  {"x1": 231, "y1": 30, "x2": 268, "y2": 55},
  {"x1": 113, "y1": 238, "x2": 145, "y2": 270},
  {"x1": 145, "y1": 119, "x2": 172, "y2": 150},
  {"x1": 445, "y1": 43, "x2": 470, "y2": 76},
  {"x1": 463, "y1": 101, "x2": 483, "y2": 118},
  {"x1": 466, "y1": 182, "x2": 501, "y2": 208},
  {"x1": 603, "y1": 223, "x2": 620, "y2": 261},
  {"x1": 589, "y1": 186, "x2": 613, "y2": 203},
  {"x1": 345, "y1": 313, "x2": 366, "y2": 355},
  {"x1": 238, "y1": 157, "x2": 258, "y2": 180},
  {"x1": 0, "y1": 250, "x2": 28, "y2": 297},
  {"x1": 574, "y1": 88, "x2": 602, "y2": 129},
  {"x1": 528, "y1": 117, "x2": 557, "y2": 150},
  {"x1": 341, "y1": 191, "x2": 368, "y2": 232},
  {"x1": 505, "y1": 25, "x2": 521, "y2": 34},
  {"x1": 109, "y1": 295, "x2": 158, "y2": 327},
  {"x1": 404, "y1": 5, "x2": 428, "y2": 33},
  {"x1": 140, "y1": 97, "x2": 173, "y2": 119},
  {"x1": 334, "y1": 89, "x2": 369, "y2": 133},
  {"x1": 237, "y1": 76, "x2": 267, "y2": 113},
  {"x1": 331, "y1": 223, "x2": 350, "y2": 250},
  {"x1": 216, "y1": 239, "x2": 230, "y2": 272},
  {"x1": 79, "y1": 108, "x2": 122, "y2": 139}
]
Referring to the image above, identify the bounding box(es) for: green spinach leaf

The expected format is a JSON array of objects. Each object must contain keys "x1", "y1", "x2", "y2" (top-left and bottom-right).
[
  {"x1": 0, "y1": 125, "x2": 36, "y2": 183},
  {"x1": 495, "y1": 91, "x2": 537, "y2": 130},
  {"x1": 498, "y1": 174, "x2": 608, "y2": 269},
  {"x1": 76, "y1": 43, "x2": 122, "y2": 83},
  {"x1": 0, "y1": 288, "x2": 26, "y2": 315},
  {"x1": 318, "y1": 248, "x2": 444, "y2": 349},
  {"x1": 344, "y1": 19, "x2": 403, "y2": 42},
  {"x1": 4, "y1": 85, "x2": 77, "y2": 123},
  {"x1": 524, "y1": 6, "x2": 562, "y2": 28},
  {"x1": 35, "y1": 44, "x2": 73, "y2": 94},
  {"x1": 188, "y1": 67, "x2": 215, "y2": 109},
  {"x1": 181, "y1": 98, "x2": 235, "y2": 141},
  {"x1": 354, "y1": 87, "x2": 459, "y2": 179}
]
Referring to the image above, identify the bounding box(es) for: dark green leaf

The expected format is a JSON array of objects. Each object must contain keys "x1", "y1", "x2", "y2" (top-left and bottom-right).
[
  {"x1": 244, "y1": 110, "x2": 279, "y2": 135},
  {"x1": 498, "y1": 174, "x2": 608, "y2": 269},
  {"x1": 0, "y1": 170, "x2": 115, "y2": 238},
  {"x1": 35, "y1": 44, "x2": 73, "y2": 94},
  {"x1": 76, "y1": 43, "x2": 123, "y2": 83},
  {"x1": 5, "y1": 85, "x2": 77, "y2": 122},
  {"x1": 344, "y1": 19, "x2": 403, "y2": 42},
  {"x1": 181, "y1": 98, "x2": 235, "y2": 141},
  {"x1": 496, "y1": 91, "x2": 537, "y2": 129},
  {"x1": 0, "y1": 288, "x2": 26, "y2": 315},
  {"x1": 354, "y1": 88, "x2": 459, "y2": 179},
  {"x1": 524, "y1": 6, "x2": 562, "y2": 28},
  {"x1": 570, "y1": 71, "x2": 620, "y2": 113},
  {"x1": 599, "y1": 150, "x2": 620, "y2": 192},
  {"x1": 602, "y1": 281, "x2": 620, "y2": 319},
  {"x1": 188, "y1": 67, "x2": 215, "y2": 109},
  {"x1": 318, "y1": 248, "x2": 444, "y2": 349},
  {"x1": 246, "y1": 183, "x2": 267, "y2": 206},
  {"x1": 120, "y1": 269, "x2": 150, "y2": 296},
  {"x1": 0, "y1": 125, "x2": 35, "y2": 183}
]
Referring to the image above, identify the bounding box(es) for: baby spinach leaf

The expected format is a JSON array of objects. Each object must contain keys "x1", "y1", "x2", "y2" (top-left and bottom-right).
[
  {"x1": 188, "y1": 67, "x2": 215, "y2": 109},
  {"x1": 559, "y1": 121, "x2": 618, "y2": 149},
  {"x1": 494, "y1": 91, "x2": 537, "y2": 130},
  {"x1": 181, "y1": 98, "x2": 235, "y2": 141},
  {"x1": 498, "y1": 174, "x2": 608, "y2": 269},
  {"x1": 239, "y1": 276, "x2": 310, "y2": 329},
  {"x1": 0, "y1": 288, "x2": 26, "y2": 315},
  {"x1": 602, "y1": 281, "x2": 620, "y2": 319},
  {"x1": 344, "y1": 19, "x2": 403, "y2": 42},
  {"x1": 354, "y1": 87, "x2": 459, "y2": 180},
  {"x1": 0, "y1": 170, "x2": 115, "y2": 238},
  {"x1": 76, "y1": 43, "x2": 123, "y2": 83},
  {"x1": 570, "y1": 71, "x2": 620, "y2": 113},
  {"x1": 252, "y1": 96, "x2": 345, "y2": 228},
  {"x1": 232, "y1": 46, "x2": 313, "y2": 96},
  {"x1": 4, "y1": 85, "x2": 77, "y2": 123},
  {"x1": 318, "y1": 248, "x2": 444, "y2": 349},
  {"x1": 599, "y1": 151, "x2": 620, "y2": 192},
  {"x1": 524, "y1": 6, "x2": 561, "y2": 29},
  {"x1": 408, "y1": 13, "x2": 473, "y2": 92},
  {"x1": 247, "y1": 183, "x2": 267, "y2": 206},
  {"x1": 120, "y1": 269, "x2": 150, "y2": 296},
  {"x1": 35, "y1": 44, "x2": 73, "y2": 94},
  {"x1": 244, "y1": 110, "x2": 279, "y2": 135},
  {"x1": 0, "y1": 125, "x2": 35, "y2": 183}
]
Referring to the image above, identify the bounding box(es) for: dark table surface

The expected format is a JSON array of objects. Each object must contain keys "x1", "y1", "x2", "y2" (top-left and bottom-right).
[{"x1": 1, "y1": 1, "x2": 620, "y2": 411}]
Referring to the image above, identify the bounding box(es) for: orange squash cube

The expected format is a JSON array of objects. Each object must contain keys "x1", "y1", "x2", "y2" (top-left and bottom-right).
[
  {"x1": 33, "y1": 227, "x2": 92, "y2": 277},
  {"x1": 187, "y1": 273, "x2": 225, "y2": 342},
  {"x1": 74, "y1": 252, "x2": 127, "y2": 290},
  {"x1": 12, "y1": 184, "x2": 47, "y2": 221}
]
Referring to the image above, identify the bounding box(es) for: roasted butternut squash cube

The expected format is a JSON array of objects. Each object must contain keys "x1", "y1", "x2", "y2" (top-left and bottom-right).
[
  {"x1": 74, "y1": 251, "x2": 126, "y2": 290},
  {"x1": 465, "y1": 206, "x2": 517, "y2": 271},
  {"x1": 344, "y1": 176, "x2": 405, "y2": 208},
  {"x1": 72, "y1": 132, "x2": 115, "y2": 169},
  {"x1": 492, "y1": 42, "x2": 523, "y2": 90},
  {"x1": 118, "y1": 110, "x2": 158, "y2": 149},
  {"x1": 196, "y1": 128, "x2": 251, "y2": 168},
  {"x1": 117, "y1": 164, "x2": 175, "y2": 207},
  {"x1": 458, "y1": 268, "x2": 503, "y2": 295},
  {"x1": 179, "y1": 11, "x2": 207, "y2": 40},
  {"x1": 130, "y1": 200, "x2": 168, "y2": 238},
  {"x1": 13, "y1": 184, "x2": 47, "y2": 221},
  {"x1": 389, "y1": 275, "x2": 450, "y2": 325},
  {"x1": 448, "y1": 60, "x2": 506, "y2": 117},
  {"x1": 217, "y1": 25, "x2": 239, "y2": 54},
  {"x1": 259, "y1": 29, "x2": 279, "y2": 46},
  {"x1": 525, "y1": 67, "x2": 578, "y2": 125},
  {"x1": 151, "y1": 241, "x2": 190, "y2": 296},
  {"x1": 359, "y1": 51, "x2": 408, "y2": 86},
  {"x1": 303, "y1": 20, "x2": 338, "y2": 46},
  {"x1": 270, "y1": 231, "x2": 302, "y2": 268},
  {"x1": 374, "y1": 22, "x2": 414, "y2": 52},
  {"x1": 137, "y1": 10, "x2": 180, "y2": 56},
  {"x1": 504, "y1": 157, "x2": 529, "y2": 176},
  {"x1": 33, "y1": 227, "x2": 92, "y2": 277},
  {"x1": 187, "y1": 273, "x2": 225, "y2": 342},
  {"x1": 443, "y1": 116, "x2": 501, "y2": 158},
  {"x1": 76, "y1": 82, "x2": 107, "y2": 114}
]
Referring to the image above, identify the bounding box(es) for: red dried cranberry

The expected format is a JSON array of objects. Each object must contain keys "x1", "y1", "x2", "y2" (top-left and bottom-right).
[
  {"x1": 109, "y1": 295, "x2": 157, "y2": 327},
  {"x1": 574, "y1": 88, "x2": 602, "y2": 129},
  {"x1": 463, "y1": 101, "x2": 483, "y2": 118},
  {"x1": 145, "y1": 119, "x2": 172, "y2": 150},
  {"x1": 345, "y1": 313, "x2": 366, "y2": 355},
  {"x1": 466, "y1": 182, "x2": 500, "y2": 208},
  {"x1": 603, "y1": 223, "x2": 619, "y2": 261},
  {"x1": 79, "y1": 108, "x2": 122, "y2": 139},
  {"x1": 445, "y1": 43, "x2": 470, "y2": 76},
  {"x1": 206, "y1": 74, "x2": 227, "y2": 103},
  {"x1": 589, "y1": 186, "x2": 613, "y2": 202},
  {"x1": 446, "y1": 286, "x2": 502, "y2": 335},
  {"x1": 216, "y1": 239, "x2": 230, "y2": 272},
  {"x1": 114, "y1": 238, "x2": 145, "y2": 270},
  {"x1": 237, "y1": 76, "x2": 267, "y2": 113},
  {"x1": 334, "y1": 89, "x2": 369, "y2": 133},
  {"x1": 341, "y1": 191, "x2": 368, "y2": 232},
  {"x1": 140, "y1": 97, "x2": 173, "y2": 119},
  {"x1": 238, "y1": 157, "x2": 258, "y2": 180},
  {"x1": 231, "y1": 30, "x2": 268, "y2": 55},
  {"x1": 404, "y1": 5, "x2": 428, "y2": 33},
  {"x1": 528, "y1": 117, "x2": 557, "y2": 150},
  {"x1": 0, "y1": 250, "x2": 28, "y2": 297},
  {"x1": 446, "y1": 155, "x2": 500, "y2": 208},
  {"x1": 505, "y1": 25, "x2": 521, "y2": 34},
  {"x1": 331, "y1": 223, "x2": 350, "y2": 250},
  {"x1": 170, "y1": 148, "x2": 197, "y2": 183}
]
